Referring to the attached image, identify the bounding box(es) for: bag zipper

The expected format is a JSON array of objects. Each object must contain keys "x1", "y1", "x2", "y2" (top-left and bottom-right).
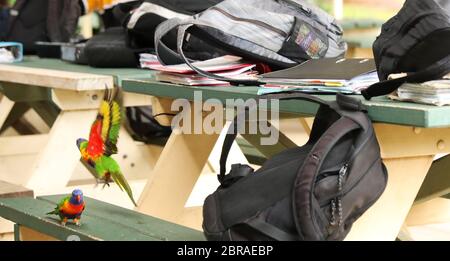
[
  {"x1": 278, "y1": 0, "x2": 312, "y2": 16},
  {"x1": 278, "y1": 0, "x2": 342, "y2": 36},
  {"x1": 208, "y1": 6, "x2": 288, "y2": 38}
]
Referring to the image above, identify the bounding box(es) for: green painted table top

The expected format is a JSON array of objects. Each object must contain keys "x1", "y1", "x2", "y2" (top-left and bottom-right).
[
  {"x1": 123, "y1": 78, "x2": 450, "y2": 128},
  {"x1": 9, "y1": 56, "x2": 152, "y2": 86},
  {"x1": 0, "y1": 195, "x2": 205, "y2": 241}
]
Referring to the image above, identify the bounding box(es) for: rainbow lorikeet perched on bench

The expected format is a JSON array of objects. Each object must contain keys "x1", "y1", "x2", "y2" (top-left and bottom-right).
[
  {"x1": 47, "y1": 189, "x2": 85, "y2": 226},
  {"x1": 76, "y1": 88, "x2": 138, "y2": 206}
]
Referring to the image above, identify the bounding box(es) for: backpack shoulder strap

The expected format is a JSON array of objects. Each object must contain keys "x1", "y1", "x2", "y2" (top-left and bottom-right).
[
  {"x1": 154, "y1": 18, "x2": 262, "y2": 86},
  {"x1": 293, "y1": 115, "x2": 361, "y2": 240},
  {"x1": 5, "y1": 0, "x2": 27, "y2": 36},
  {"x1": 219, "y1": 93, "x2": 333, "y2": 181},
  {"x1": 361, "y1": 54, "x2": 450, "y2": 100}
]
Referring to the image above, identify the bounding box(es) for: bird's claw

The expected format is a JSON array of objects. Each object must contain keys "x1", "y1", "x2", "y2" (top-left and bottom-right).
[
  {"x1": 61, "y1": 218, "x2": 68, "y2": 226},
  {"x1": 74, "y1": 219, "x2": 81, "y2": 226}
]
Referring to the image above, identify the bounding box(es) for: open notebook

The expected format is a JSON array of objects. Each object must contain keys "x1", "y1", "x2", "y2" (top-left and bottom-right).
[{"x1": 258, "y1": 58, "x2": 379, "y2": 94}]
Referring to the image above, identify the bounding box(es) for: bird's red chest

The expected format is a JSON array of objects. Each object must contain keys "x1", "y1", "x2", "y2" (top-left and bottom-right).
[
  {"x1": 61, "y1": 201, "x2": 85, "y2": 216},
  {"x1": 87, "y1": 121, "x2": 104, "y2": 157}
]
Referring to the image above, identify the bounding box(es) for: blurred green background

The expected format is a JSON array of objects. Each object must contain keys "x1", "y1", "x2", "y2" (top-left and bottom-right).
[{"x1": 313, "y1": 0, "x2": 404, "y2": 20}]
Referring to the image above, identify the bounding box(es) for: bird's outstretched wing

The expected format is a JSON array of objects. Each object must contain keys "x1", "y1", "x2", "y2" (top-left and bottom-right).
[
  {"x1": 46, "y1": 196, "x2": 69, "y2": 215},
  {"x1": 87, "y1": 88, "x2": 122, "y2": 158}
]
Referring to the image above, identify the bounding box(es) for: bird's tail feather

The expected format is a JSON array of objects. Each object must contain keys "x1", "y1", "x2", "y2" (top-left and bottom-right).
[
  {"x1": 46, "y1": 209, "x2": 58, "y2": 215},
  {"x1": 112, "y1": 171, "x2": 138, "y2": 207}
]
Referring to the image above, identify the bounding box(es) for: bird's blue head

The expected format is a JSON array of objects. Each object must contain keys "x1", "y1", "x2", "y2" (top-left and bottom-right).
[
  {"x1": 76, "y1": 138, "x2": 88, "y2": 150},
  {"x1": 70, "y1": 189, "x2": 84, "y2": 205}
]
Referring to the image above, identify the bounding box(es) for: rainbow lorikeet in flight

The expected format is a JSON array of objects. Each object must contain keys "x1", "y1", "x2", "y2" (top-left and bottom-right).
[
  {"x1": 76, "y1": 88, "x2": 138, "y2": 206},
  {"x1": 47, "y1": 189, "x2": 85, "y2": 226}
]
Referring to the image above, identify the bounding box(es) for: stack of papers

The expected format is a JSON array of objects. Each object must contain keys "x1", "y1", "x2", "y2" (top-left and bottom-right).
[
  {"x1": 391, "y1": 74, "x2": 450, "y2": 106},
  {"x1": 140, "y1": 54, "x2": 257, "y2": 86},
  {"x1": 258, "y1": 58, "x2": 379, "y2": 94}
]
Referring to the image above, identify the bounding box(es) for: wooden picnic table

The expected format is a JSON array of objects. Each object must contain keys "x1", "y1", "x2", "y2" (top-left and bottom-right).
[
  {"x1": 0, "y1": 57, "x2": 158, "y2": 200},
  {"x1": 122, "y1": 79, "x2": 450, "y2": 241},
  {"x1": 0, "y1": 195, "x2": 204, "y2": 241}
]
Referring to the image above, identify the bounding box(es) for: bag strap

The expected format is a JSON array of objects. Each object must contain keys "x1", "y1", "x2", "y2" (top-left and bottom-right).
[
  {"x1": 154, "y1": 18, "x2": 262, "y2": 86},
  {"x1": 219, "y1": 93, "x2": 365, "y2": 181},
  {"x1": 361, "y1": 54, "x2": 450, "y2": 100},
  {"x1": 246, "y1": 218, "x2": 300, "y2": 241},
  {"x1": 5, "y1": 0, "x2": 27, "y2": 37},
  {"x1": 219, "y1": 93, "x2": 334, "y2": 182},
  {"x1": 154, "y1": 17, "x2": 188, "y2": 65}
]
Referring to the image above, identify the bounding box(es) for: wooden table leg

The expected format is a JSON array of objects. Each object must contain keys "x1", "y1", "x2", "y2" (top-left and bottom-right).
[
  {"x1": 25, "y1": 110, "x2": 98, "y2": 193},
  {"x1": 345, "y1": 155, "x2": 434, "y2": 240},
  {"x1": 0, "y1": 95, "x2": 15, "y2": 129},
  {"x1": 406, "y1": 198, "x2": 450, "y2": 227},
  {"x1": 137, "y1": 128, "x2": 220, "y2": 224},
  {"x1": 16, "y1": 225, "x2": 58, "y2": 241},
  {"x1": 414, "y1": 154, "x2": 450, "y2": 205}
]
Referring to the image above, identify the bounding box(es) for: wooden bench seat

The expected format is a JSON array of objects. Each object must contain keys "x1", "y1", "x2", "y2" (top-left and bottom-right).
[
  {"x1": 0, "y1": 181, "x2": 34, "y2": 199},
  {"x1": 0, "y1": 195, "x2": 205, "y2": 241}
]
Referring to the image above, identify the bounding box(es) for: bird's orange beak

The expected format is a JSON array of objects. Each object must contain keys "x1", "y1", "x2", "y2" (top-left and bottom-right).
[{"x1": 76, "y1": 195, "x2": 81, "y2": 202}]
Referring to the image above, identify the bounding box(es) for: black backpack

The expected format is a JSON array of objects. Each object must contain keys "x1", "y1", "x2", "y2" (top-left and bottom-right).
[
  {"x1": 4, "y1": 0, "x2": 82, "y2": 54},
  {"x1": 123, "y1": 0, "x2": 224, "y2": 50},
  {"x1": 125, "y1": 106, "x2": 172, "y2": 144},
  {"x1": 202, "y1": 93, "x2": 388, "y2": 241},
  {"x1": 154, "y1": 0, "x2": 347, "y2": 85},
  {"x1": 361, "y1": 0, "x2": 450, "y2": 100}
]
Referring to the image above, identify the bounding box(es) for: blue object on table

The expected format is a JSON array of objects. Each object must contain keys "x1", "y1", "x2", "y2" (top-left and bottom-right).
[{"x1": 0, "y1": 42, "x2": 23, "y2": 62}]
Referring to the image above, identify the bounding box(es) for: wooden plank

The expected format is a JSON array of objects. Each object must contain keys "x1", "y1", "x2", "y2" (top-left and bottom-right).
[
  {"x1": 414, "y1": 155, "x2": 450, "y2": 204},
  {"x1": 28, "y1": 101, "x2": 60, "y2": 127},
  {"x1": 51, "y1": 89, "x2": 152, "y2": 111},
  {"x1": 0, "y1": 196, "x2": 204, "y2": 241},
  {"x1": 138, "y1": 97, "x2": 220, "y2": 223},
  {"x1": 0, "y1": 102, "x2": 30, "y2": 134},
  {"x1": 406, "y1": 198, "x2": 450, "y2": 226},
  {"x1": 26, "y1": 110, "x2": 98, "y2": 193},
  {"x1": 1, "y1": 83, "x2": 51, "y2": 102},
  {"x1": 0, "y1": 195, "x2": 204, "y2": 241},
  {"x1": 0, "y1": 95, "x2": 15, "y2": 129},
  {"x1": 11, "y1": 118, "x2": 39, "y2": 135},
  {"x1": 345, "y1": 155, "x2": 434, "y2": 241},
  {"x1": 40, "y1": 195, "x2": 205, "y2": 241},
  {"x1": 123, "y1": 79, "x2": 450, "y2": 128},
  {"x1": 11, "y1": 57, "x2": 150, "y2": 87},
  {"x1": 0, "y1": 64, "x2": 114, "y2": 91},
  {"x1": 176, "y1": 206, "x2": 203, "y2": 231},
  {"x1": 138, "y1": 130, "x2": 219, "y2": 222},
  {"x1": 18, "y1": 226, "x2": 58, "y2": 241},
  {"x1": 150, "y1": 96, "x2": 174, "y2": 126},
  {"x1": 0, "y1": 181, "x2": 33, "y2": 235},
  {"x1": 374, "y1": 124, "x2": 450, "y2": 158},
  {"x1": 0, "y1": 181, "x2": 34, "y2": 198},
  {"x1": 0, "y1": 134, "x2": 49, "y2": 156}
]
